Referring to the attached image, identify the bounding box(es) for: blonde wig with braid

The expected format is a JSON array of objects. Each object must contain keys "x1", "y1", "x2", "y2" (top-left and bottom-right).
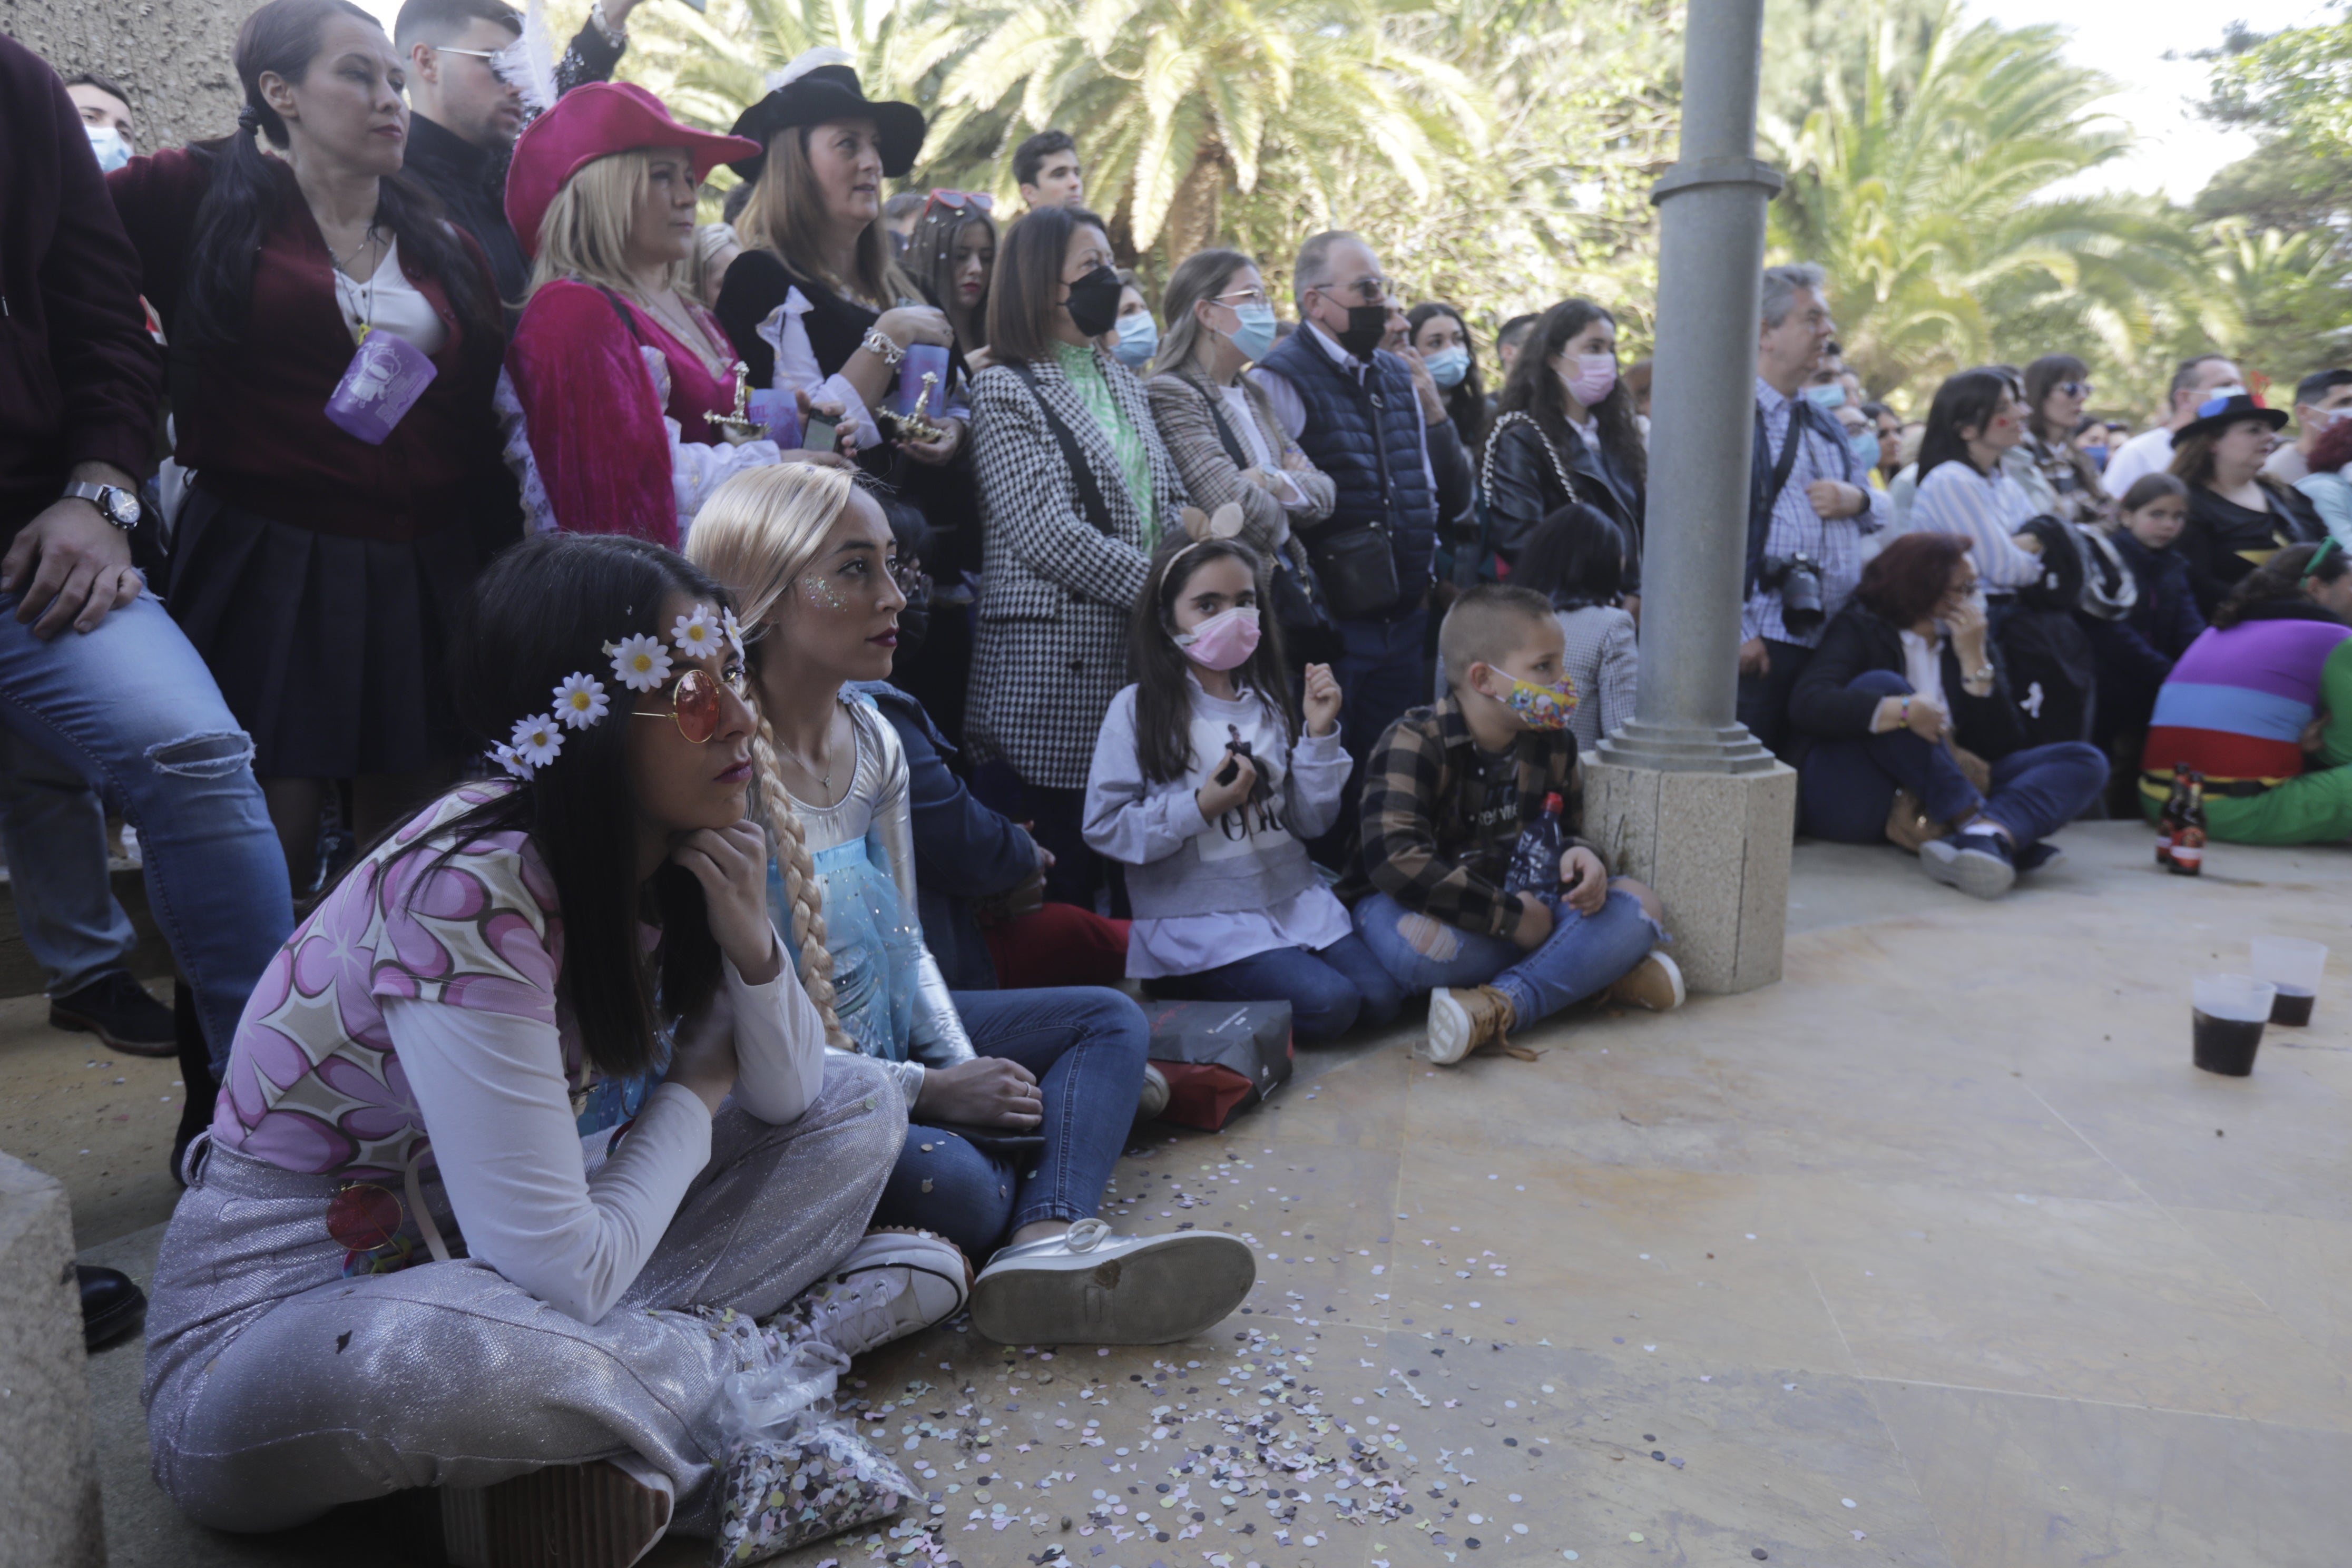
[{"x1": 686, "y1": 462, "x2": 863, "y2": 1051}]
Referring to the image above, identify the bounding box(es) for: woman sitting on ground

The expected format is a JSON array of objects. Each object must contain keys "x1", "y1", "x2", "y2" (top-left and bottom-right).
[
  {"x1": 1787, "y1": 532, "x2": 2108, "y2": 899},
  {"x1": 1906, "y1": 369, "x2": 2046, "y2": 600},
  {"x1": 144, "y1": 533, "x2": 935, "y2": 1564},
  {"x1": 1084, "y1": 535, "x2": 1400, "y2": 1044},
  {"x1": 503, "y1": 84, "x2": 795, "y2": 547},
  {"x1": 2171, "y1": 391, "x2": 2327, "y2": 617},
  {"x1": 2141, "y1": 539, "x2": 2352, "y2": 845},
  {"x1": 688, "y1": 463, "x2": 1252, "y2": 1345}
]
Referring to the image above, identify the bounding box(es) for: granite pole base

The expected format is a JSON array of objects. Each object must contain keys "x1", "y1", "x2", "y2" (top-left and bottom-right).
[
  {"x1": 0, "y1": 1149, "x2": 105, "y2": 1567},
  {"x1": 1584, "y1": 759, "x2": 1797, "y2": 995}
]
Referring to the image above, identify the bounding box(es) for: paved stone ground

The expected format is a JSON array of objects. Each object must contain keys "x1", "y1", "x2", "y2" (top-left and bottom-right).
[{"x1": 34, "y1": 824, "x2": 2352, "y2": 1566}]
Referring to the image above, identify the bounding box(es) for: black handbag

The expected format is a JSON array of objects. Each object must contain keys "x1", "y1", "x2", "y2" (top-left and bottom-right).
[
  {"x1": 1191, "y1": 378, "x2": 1338, "y2": 638},
  {"x1": 1300, "y1": 520, "x2": 1402, "y2": 620}
]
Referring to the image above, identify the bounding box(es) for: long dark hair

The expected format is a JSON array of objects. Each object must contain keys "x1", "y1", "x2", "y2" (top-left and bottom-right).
[
  {"x1": 2213, "y1": 540, "x2": 2350, "y2": 629},
  {"x1": 1491, "y1": 298, "x2": 1647, "y2": 492},
  {"x1": 179, "y1": 0, "x2": 496, "y2": 350},
  {"x1": 903, "y1": 200, "x2": 996, "y2": 349},
  {"x1": 2023, "y1": 353, "x2": 2088, "y2": 443},
  {"x1": 986, "y1": 203, "x2": 1109, "y2": 366},
  {"x1": 1129, "y1": 537, "x2": 1302, "y2": 785},
  {"x1": 1513, "y1": 502, "x2": 1626, "y2": 611},
  {"x1": 1916, "y1": 369, "x2": 2012, "y2": 482},
  {"x1": 1408, "y1": 301, "x2": 1485, "y2": 451},
  {"x1": 425, "y1": 534, "x2": 732, "y2": 1078}
]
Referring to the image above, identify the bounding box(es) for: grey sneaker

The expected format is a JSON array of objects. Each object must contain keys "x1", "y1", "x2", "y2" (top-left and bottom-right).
[
  {"x1": 775, "y1": 1228, "x2": 970, "y2": 1360},
  {"x1": 1921, "y1": 828, "x2": 2016, "y2": 899},
  {"x1": 1135, "y1": 1063, "x2": 1170, "y2": 1124},
  {"x1": 968, "y1": 1219, "x2": 1255, "y2": 1345}
]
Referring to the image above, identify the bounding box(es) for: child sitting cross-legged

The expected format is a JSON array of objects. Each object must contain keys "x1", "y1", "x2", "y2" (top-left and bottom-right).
[
  {"x1": 1350, "y1": 584, "x2": 1683, "y2": 1064},
  {"x1": 1085, "y1": 531, "x2": 1403, "y2": 1041}
]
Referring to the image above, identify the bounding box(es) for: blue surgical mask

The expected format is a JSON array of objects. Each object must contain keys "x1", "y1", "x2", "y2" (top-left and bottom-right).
[
  {"x1": 1423, "y1": 346, "x2": 1471, "y2": 388},
  {"x1": 1113, "y1": 312, "x2": 1159, "y2": 368},
  {"x1": 1848, "y1": 430, "x2": 1880, "y2": 468},
  {"x1": 2084, "y1": 443, "x2": 2109, "y2": 472},
  {"x1": 1224, "y1": 301, "x2": 1277, "y2": 363},
  {"x1": 86, "y1": 125, "x2": 131, "y2": 174},
  {"x1": 1804, "y1": 383, "x2": 1846, "y2": 410}
]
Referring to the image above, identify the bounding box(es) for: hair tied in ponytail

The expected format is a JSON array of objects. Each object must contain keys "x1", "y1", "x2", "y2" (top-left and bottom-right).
[{"x1": 237, "y1": 102, "x2": 267, "y2": 135}]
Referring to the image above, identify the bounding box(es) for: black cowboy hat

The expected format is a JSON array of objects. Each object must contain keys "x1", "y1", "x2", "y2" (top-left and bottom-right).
[
  {"x1": 2179, "y1": 389, "x2": 2289, "y2": 444},
  {"x1": 727, "y1": 63, "x2": 926, "y2": 186}
]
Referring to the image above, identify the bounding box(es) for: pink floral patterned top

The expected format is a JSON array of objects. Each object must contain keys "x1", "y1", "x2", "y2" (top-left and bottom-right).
[{"x1": 211, "y1": 785, "x2": 571, "y2": 1180}]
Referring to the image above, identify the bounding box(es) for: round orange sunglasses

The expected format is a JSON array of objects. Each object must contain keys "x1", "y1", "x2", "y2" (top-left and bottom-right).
[{"x1": 632, "y1": 666, "x2": 750, "y2": 744}]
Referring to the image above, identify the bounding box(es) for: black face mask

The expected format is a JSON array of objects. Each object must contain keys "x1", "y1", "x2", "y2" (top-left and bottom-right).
[
  {"x1": 1065, "y1": 266, "x2": 1123, "y2": 339},
  {"x1": 1336, "y1": 302, "x2": 1389, "y2": 360}
]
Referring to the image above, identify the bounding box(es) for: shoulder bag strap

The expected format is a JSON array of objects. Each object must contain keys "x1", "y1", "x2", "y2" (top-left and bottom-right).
[
  {"x1": 1481, "y1": 410, "x2": 1582, "y2": 505},
  {"x1": 1193, "y1": 375, "x2": 1257, "y2": 469},
  {"x1": 1011, "y1": 364, "x2": 1118, "y2": 537}
]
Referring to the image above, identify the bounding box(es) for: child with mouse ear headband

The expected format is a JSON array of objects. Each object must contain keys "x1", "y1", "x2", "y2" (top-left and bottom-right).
[{"x1": 1080, "y1": 531, "x2": 1404, "y2": 1046}]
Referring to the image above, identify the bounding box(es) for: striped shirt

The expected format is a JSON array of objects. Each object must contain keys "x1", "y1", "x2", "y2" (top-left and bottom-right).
[
  {"x1": 1910, "y1": 459, "x2": 2043, "y2": 589},
  {"x1": 1742, "y1": 380, "x2": 1891, "y2": 646},
  {"x1": 2145, "y1": 615, "x2": 2352, "y2": 786}
]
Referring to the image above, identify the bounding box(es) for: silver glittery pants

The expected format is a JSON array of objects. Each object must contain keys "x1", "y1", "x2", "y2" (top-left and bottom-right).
[{"x1": 142, "y1": 1053, "x2": 905, "y2": 1537}]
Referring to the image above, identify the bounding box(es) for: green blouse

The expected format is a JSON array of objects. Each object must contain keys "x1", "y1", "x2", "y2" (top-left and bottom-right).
[{"x1": 1053, "y1": 340, "x2": 1158, "y2": 552}]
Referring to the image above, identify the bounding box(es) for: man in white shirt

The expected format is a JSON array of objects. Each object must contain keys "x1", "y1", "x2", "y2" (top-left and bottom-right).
[
  {"x1": 2260, "y1": 368, "x2": 2352, "y2": 486},
  {"x1": 2102, "y1": 354, "x2": 2241, "y2": 497}
]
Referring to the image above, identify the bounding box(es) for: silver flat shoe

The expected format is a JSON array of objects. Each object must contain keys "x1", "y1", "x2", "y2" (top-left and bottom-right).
[{"x1": 968, "y1": 1219, "x2": 1255, "y2": 1345}]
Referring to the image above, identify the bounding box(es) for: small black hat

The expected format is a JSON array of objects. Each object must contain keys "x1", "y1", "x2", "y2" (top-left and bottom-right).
[
  {"x1": 2179, "y1": 390, "x2": 2288, "y2": 445},
  {"x1": 728, "y1": 62, "x2": 926, "y2": 186}
]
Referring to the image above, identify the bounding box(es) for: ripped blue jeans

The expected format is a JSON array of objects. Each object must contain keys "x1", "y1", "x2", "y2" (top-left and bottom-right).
[
  {"x1": 1353, "y1": 885, "x2": 1662, "y2": 1030},
  {"x1": 0, "y1": 590, "x2": 291, "y2": 1069}
]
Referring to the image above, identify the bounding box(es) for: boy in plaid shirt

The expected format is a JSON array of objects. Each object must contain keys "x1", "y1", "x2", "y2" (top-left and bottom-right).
[{"x1": 1350, "y1": 586, "x2": 1683, "y2": 1063}]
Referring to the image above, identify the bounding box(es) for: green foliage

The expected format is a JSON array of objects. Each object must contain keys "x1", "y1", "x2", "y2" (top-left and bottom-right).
[
  {"x1": 1763, "y1": 1, "x2": 2213, "y2": 413},
  {"x1": 619, "y1": 0, "x2": 1678, "y2": 342}
]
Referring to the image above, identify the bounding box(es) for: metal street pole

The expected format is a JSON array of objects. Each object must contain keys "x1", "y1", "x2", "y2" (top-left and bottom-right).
[{"x1": 1595, "y1": 0, "x2": 1782, "y2": 775}]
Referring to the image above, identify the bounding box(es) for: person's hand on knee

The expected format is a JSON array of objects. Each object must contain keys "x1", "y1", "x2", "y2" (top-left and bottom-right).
[{"x1": 916, "y1": 1058, "x2": 1043, "y2": 1129}]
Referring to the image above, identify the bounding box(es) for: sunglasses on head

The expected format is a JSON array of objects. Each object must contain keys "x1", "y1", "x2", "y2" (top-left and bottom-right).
[
  {"x1": 922, "y1": 189, "x2": 995, "y2": 219},
  {"x1": 633, "y1": 665, "x2": 750, "y2": 744}
]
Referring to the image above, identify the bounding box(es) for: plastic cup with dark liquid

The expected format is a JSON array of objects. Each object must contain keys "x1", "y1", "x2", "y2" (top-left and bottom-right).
[
  {"x1": 2250, "y1": 936, "x2": 2325, "y2": 1027},
  {"x1": 2191, "y1": 974, "x2": 2277, "y2": 1076}
]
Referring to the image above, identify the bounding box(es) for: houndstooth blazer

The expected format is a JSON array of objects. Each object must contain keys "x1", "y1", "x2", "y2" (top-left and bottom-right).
[{"x1": 965, "y1": 347, "x2": 1193, "y2": 789}]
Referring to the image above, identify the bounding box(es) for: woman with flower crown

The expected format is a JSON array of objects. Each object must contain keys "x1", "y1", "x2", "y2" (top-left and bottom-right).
[{"x1": 141, "y1": 532, "x2": 957, "y2": 1564}]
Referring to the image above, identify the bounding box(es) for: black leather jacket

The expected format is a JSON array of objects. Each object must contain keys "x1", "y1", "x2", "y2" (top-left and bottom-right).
[{"x1": 1485, "y1": 415, "x2": 1645, "y2": 587}]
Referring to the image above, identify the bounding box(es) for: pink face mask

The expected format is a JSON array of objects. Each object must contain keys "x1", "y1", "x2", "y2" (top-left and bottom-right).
[
  {"x1": 1561, "y1": 354, "x2": 1617, "y2": 408},
  {"x1": 1173, "y1": 606, "x2": 1261, "y2": 671}
]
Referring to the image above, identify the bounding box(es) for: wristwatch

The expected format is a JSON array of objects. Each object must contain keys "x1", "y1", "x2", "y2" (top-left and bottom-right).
[{"x1": 63, "y1": 482, "x2": 142, "y2": 531}]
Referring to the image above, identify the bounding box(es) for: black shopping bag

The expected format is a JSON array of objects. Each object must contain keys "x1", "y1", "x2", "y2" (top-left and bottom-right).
[{"x1": 1143, "y1": 1001, "x2": 1294, "y2": 1131}]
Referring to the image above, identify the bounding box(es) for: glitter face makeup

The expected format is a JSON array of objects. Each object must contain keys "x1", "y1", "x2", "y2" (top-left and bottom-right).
[{"x1": 800, "y1": 574, "x2": 848, "y2": 612}]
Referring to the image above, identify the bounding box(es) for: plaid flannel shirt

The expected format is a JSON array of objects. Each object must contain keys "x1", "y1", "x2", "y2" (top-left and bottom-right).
[{"x1": 1349, "y1": 696, "x2": 1602, "y2": 942}]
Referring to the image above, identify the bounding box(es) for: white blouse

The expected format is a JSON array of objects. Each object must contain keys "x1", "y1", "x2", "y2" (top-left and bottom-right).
[{"x1": 334, "y1": 238, "x2": 449, "y2": 355}]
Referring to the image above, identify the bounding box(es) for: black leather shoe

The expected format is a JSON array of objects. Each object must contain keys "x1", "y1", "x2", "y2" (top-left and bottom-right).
[
  {"x1": 80, "y1": 1265, "x2": 145, "y2": 1350},
  {"x1": 50, "y1": 971, "x2": 177, "y2": 1056}
]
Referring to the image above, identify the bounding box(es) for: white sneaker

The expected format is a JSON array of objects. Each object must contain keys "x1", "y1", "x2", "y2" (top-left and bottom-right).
[
  {"x1": 776, "y1": 1228, "x2": 971, "y2": 1359},
  {"x1": 968, "y1": 1219, "x2": 1255, "y2": 1346}
]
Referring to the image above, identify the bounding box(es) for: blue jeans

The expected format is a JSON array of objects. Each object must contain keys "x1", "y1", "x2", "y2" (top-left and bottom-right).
[
  {"x1": 1353, "y1": 887, "x2": 1660, "y2": 1030},
  {"x1": 872, "y1": 986, "x2": 1148, "y2": 1260},
  {"x1": 0, "y1": 591, "x2": 292, "y2": 1069},
  {"x1": 1799, "y1": 670, "x2": 2108, "y2": 846},
  {"x1": 1146, "y1": 934, "x2": 1403, "y2": 1043},
  {"x1": 0, "y1": 726, "x2": 136, "y2": 995}
]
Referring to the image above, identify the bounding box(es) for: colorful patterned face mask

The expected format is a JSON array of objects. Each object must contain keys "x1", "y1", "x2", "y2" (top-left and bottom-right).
[{"x1": 1486, "y1": 668, "x2": 1579, "y2": 730}]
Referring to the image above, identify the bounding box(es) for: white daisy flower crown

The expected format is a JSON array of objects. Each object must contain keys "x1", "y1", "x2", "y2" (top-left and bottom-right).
[{"x1": 488, "y1": 603, "x2": 745, "y2": 780}]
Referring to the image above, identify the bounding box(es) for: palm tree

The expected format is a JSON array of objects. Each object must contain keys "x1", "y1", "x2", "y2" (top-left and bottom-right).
[
  {"x1": 1765, "y1": 1, "x2": 2212, "y2": 400},
  {"x1": 918, "y1": 0, "x2": 1487, "y2": 259}
]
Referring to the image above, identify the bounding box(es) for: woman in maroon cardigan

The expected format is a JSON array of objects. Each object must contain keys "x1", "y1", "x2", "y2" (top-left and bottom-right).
[{"x1": 107, "y1": 0, "x2": 510, "y2": 889}]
